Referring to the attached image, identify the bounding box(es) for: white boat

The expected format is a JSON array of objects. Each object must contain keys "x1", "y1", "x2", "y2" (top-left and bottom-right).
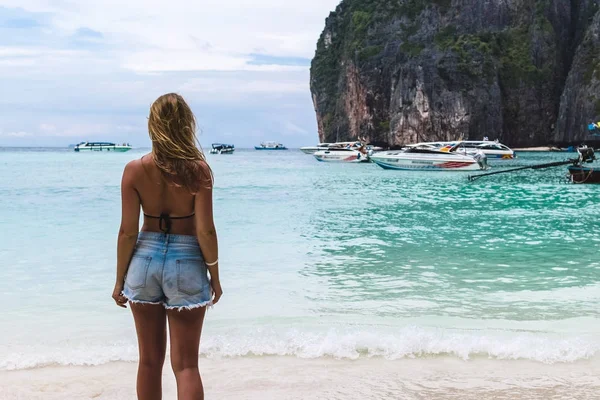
[
  {"x1": 210, "y1": 143, "x2": 235, "y2": 154},
  {"x1": 404, "y1": 142, "x2": 447, "y2": 150},
  {"x1": 301, "y1": 141, "x2": 384, "y2": 154},
  {"x1": 302, "y1": 142, "x2": 357, "y2": 154},
  {"x1": 313, "y1": 148, "x2": 370, "y2": 163},
  {"x1": 458, "y1": 141, "x2": 515, "y2": 160},
  {"x1": 371, "y1": 145, "x2": 488, "y2": 171},
  {"x1": 367, "y1": 145, "x2": 385, "y2": 152},
  {"x1": 255, "y1": 142, "x2": 288, "y2": 150},
  {"x1": 301, "y1": 143, "x2": 333, "y2": 154},
  {"x1": 407, "y1": 140, "x2": 514, "y2": 160},
  {"x1": 74, "y1": 142, "x2": 132, "y2": 152}
]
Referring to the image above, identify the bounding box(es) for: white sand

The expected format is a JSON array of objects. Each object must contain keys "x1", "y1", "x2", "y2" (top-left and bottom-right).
[{"x1": 1, "y1": 357, "x2": 599, "y2": 400}]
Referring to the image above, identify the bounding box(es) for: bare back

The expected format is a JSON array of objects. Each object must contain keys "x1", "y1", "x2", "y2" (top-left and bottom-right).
[{"x1": 132, "y1": 154, "x2": 197, "y2": 236}]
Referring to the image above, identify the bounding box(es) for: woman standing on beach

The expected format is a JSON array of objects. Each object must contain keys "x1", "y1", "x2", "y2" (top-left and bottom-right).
[{"x1": 112, "y1": 93, "x2": 222, "y2": 400}]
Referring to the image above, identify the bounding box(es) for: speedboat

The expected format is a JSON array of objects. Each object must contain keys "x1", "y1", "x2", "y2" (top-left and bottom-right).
[
  {"x1": 302, "y1": 141, "x2": 384, "y2": 154},
  {"x1": 301, "y1": 142, "x2": 357, "y2": 154},
  {"x1": 366, "y1": 144, "x2": 385, "y2": 152},
  {"x1": 454, "y1": 141, "x2": 514, "y2": 159},
  {"x1": 210, "y1": 143, "x2": 235, "y2": 154},
  {"x1": 301, "y1": 143, "x2": 333, "y2": 154},
  {"x1": 74, "y1": 142, "x2": 132, "y2": 152},
  {"x1": 371, "y1": 144, "x2": 488, "y2": 171},
  {"x1": 404, "y1": 142, "x2": 446, "y2": 151},
  {"x1": 255, "y1": 142, "x2": 288, "y2": 150},
  {"x1": 406, "y1": 140, "x2": 514, "y2": 160},
  {"x1": 313, "y1": 148, "x2": 370, "y2": 163}
]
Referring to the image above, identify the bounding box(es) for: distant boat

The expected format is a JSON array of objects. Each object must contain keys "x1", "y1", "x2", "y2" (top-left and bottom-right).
[
  {"x1": 301, "y1": 141, "x2": 383, "y2": 154},
  {"x1": 255, "y1": 142, "x2": 287, "y2": 150},
  {"x1": 313, "y1": 148, "x2": 370, "y2": 163},
  {"x1": 74, "y1": 142, "x2": 132, "y2": 152},
  {"x1": 210, "y1": 143, "x2": 235, "y2": 154}
]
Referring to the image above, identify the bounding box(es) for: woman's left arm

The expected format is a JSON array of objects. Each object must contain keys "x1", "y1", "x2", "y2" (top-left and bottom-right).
[{"x1": 112, "y1": 161, "x2": 141, "y2": 308}]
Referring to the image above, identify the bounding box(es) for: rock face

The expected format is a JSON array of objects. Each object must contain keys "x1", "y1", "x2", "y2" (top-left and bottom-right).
[{"x1": 310, "y1": 0, "x2": 600, "y2": 147}]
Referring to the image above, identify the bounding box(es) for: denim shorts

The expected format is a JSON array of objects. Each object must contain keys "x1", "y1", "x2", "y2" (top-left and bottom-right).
[{"x1": 123, "y1": 232, "x2": 213, "y2": 311}]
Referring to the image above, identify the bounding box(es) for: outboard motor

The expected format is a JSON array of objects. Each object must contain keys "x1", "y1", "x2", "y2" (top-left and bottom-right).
[
  {"x1": 577, "y1": 146, "x2": 596, "y2": 164},
  {"x1": 473, "y1": 151, "x2": 489, "y2": 170}
]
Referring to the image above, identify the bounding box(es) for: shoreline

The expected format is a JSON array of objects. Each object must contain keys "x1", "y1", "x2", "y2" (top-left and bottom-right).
[{"x1": 2, "y1": 357, "x2": 599, "y2": 399}]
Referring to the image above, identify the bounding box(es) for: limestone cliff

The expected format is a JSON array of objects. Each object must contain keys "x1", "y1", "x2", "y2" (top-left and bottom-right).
[{"x1": 310, "y1": 0, "x2": 600, "y2": 147}]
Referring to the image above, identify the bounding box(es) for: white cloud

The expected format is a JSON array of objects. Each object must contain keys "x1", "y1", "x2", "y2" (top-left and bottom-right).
[
  {"x1": 0, "y1": 131, "x2": 32, "y2": 137},
  {"x1": 115, "y1": 124, "x2": 141, "y2": 133},
  {"x1": 0, "y1": 47, "x2": 85, "y2": 69},
  {"x1": 0, "y1": 0, "x2": 340, "y2": 72},
  {"x1": 61, "y1": 123, "x2": 107, "y2": 136},
  {"x1": 122, "y1": 50, "x2": 250, "y2": 73},
  {"x1": 0, "y1": 46, "x2": 115, "y2": 79},
  {"x1": 0, "y1": 47, "x2": 78, "y2": 57},
  {"x1": 121, "y1": 49, "x2": 306, "y2": 73},
  {"x1": 39, "y1": 123, "x2": 56, "y2": 132},
  {"x1": 0, "y1": 59, "x2": 36, "y2": 67},
  {"x1": 180, "y1": 76, "x2": 307, "y2": 95},
  {"x1": 282, "y1": 121, "x2": 309, "y2": 135},
  {"x1": 241, "y1": 80, "x2": 307, "y2": 93},
  {"x1": 0, "y1": 0, "x2": 335, "y2": 146}
]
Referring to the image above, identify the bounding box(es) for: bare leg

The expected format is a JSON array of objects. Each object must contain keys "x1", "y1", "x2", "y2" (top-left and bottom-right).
[
  {"x1": 167, "y1": 307, "x2": 207, "y2": 400},
  {"x1": 131, "y1": 303, "x2": 167, "y2": 400}
]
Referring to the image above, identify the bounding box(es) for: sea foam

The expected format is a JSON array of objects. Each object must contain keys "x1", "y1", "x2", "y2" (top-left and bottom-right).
[{"x1": 2, "y1": 326, "x2": 598, "y2": 371}]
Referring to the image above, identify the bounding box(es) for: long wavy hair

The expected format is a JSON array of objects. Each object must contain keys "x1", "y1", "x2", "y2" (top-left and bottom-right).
[{"x1": 148, "y1": 93, "x2": 212, "y2": 193}]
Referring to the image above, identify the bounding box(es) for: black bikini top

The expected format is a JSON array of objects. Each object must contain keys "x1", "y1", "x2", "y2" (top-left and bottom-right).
[{"x1": 144, "y1": 212, "x2": 195, "y2": 234}]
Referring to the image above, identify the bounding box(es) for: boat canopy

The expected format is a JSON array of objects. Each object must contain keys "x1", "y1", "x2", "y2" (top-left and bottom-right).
[
  {"x1": 474, "y1": 143, "x2": 511, "y2": 151},
  {"x1": 404, "y1": 147, "x2": 453, "y2": 155},
  {"x1": 85, "y1": 142, "x2": 117, "y2": 146},
  {"x1": 322, "y1": 148, "x2": 357, "y2": 152}
]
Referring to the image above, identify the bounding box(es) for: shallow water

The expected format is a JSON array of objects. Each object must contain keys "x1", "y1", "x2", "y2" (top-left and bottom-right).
[{"x1": 0, "y1": 148, "x2": 598, "y2": 374}]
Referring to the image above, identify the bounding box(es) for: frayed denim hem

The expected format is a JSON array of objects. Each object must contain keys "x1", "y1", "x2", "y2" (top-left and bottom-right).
[
  {"x1": 124, "y1": 295, "x2": 163, "y2": 306},
  {"x1": 164, "y1": 300, "x2": 213, "y2": 312}
]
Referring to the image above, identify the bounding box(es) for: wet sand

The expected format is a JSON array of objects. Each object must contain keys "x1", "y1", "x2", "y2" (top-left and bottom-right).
[{"x1": 1, "y1": 357, "x2": 599, "y2": 400}]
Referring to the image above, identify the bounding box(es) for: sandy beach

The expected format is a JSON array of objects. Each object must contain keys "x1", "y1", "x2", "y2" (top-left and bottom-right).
[{"x1": 2, "y1": 357, "x2": 599, "y2": 400}]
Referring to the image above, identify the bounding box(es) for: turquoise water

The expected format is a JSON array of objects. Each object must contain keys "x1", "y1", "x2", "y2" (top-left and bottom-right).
[{"x1": 1, "y1": 148, "x2": 599, "y2": 369}]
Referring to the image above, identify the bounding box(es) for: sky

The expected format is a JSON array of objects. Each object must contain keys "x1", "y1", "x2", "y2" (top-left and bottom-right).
[{"x1": 0, "y1": 0, "x2": 341, "y2": 147}]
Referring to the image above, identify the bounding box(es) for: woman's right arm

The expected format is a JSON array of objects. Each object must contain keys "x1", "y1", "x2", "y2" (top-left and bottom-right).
[{"x1": 194, "y1": 163, "x2": 222, "y2": 304}]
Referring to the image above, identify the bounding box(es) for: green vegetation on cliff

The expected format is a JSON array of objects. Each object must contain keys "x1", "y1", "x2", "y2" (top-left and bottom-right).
[
  {"x1": 310, "y1": 0, "x2": 599, "y2": 146},
  {"x1": 434, "y1": 26, "x2": 551, "y2": 86}
]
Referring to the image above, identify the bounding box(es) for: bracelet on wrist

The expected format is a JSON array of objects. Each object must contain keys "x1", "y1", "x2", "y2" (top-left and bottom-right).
[{"x1": 206, "y1": 258, "x2": 219, "y2": 267}]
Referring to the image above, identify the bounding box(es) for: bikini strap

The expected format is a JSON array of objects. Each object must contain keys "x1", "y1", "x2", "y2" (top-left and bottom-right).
[{"x1": 144, "y1": 213, "x2": 195, "y2": 234}]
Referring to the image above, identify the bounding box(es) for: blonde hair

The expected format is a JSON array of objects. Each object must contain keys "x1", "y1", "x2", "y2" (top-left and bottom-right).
[{"x1": 148, "y1": 93, "x2": 212, "y2": 192}]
